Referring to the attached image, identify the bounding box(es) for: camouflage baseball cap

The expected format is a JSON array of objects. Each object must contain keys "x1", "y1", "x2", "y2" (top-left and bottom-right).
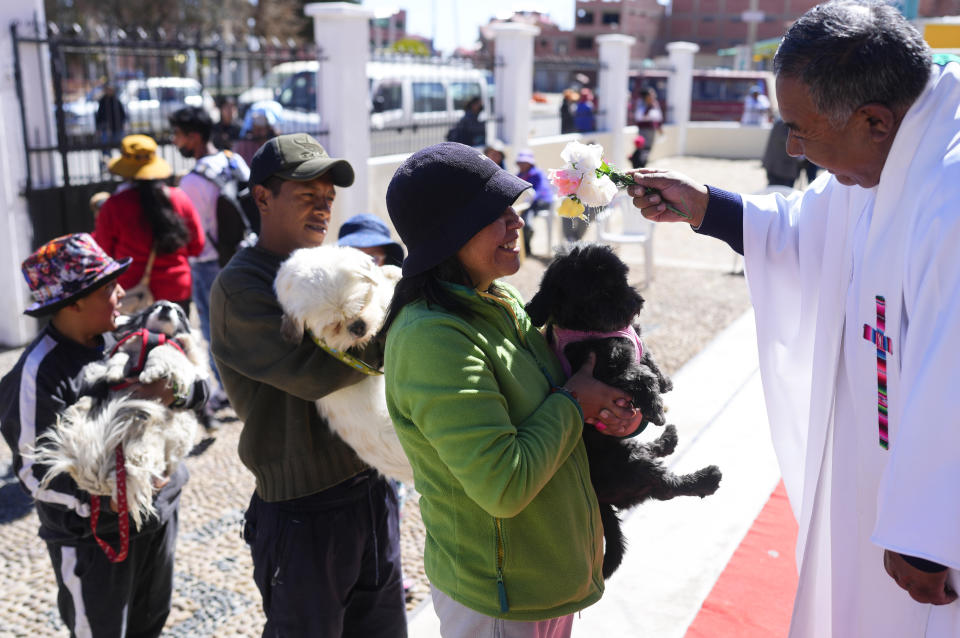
[{"x1": 248, "y1": 133, "x2": 354, "y2": 188}]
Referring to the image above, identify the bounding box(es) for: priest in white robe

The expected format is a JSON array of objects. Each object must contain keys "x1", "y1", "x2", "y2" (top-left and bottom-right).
[{"x1": 628, "y1": 2, "x2": 960, "y2": 636}]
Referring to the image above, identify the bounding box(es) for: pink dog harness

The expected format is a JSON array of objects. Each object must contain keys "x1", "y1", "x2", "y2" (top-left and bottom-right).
[{"x1": 551, "y1": 324, "x2": 644, "y2": 378}]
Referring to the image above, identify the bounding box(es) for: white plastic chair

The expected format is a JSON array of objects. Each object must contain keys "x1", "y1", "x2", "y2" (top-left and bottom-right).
[{"x1": 594, "y1": 194, "x2": 656, "y2": 288}]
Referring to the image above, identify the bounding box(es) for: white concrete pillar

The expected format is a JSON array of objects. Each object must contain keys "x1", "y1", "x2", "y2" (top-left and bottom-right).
[
  {"x1": 305, "y1": 2, "x2": 372, "y2": 230},
  {"x1": 597, "y1": 34, "x2": 636, "y2": 172},
  {"x1": 490, "y1": 22, "x2": 539, "y2": 147},
  {"x1": 1, "y1": 5, "x2": 51, "y2": 345},
  {"x1": 666, "y1": 41, "x2": 699, "y2": 156}
]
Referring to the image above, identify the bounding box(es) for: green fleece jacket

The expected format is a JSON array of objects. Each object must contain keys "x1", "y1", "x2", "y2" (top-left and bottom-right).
[
  {"x1": 209, "y1": 245, "x2": 380, "y2": 502},
  {"x1": 385, "y1": 282, "x2": 604, "y2": 621}
]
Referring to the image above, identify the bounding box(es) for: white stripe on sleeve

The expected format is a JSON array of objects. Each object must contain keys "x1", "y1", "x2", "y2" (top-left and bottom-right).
[{"x1": 17, "y1": 335, "x2": 91, "y2": 517}]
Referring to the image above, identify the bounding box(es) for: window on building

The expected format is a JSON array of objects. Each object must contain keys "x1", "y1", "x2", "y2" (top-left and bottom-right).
[
  {"x1": 576, "y1": 9, "x2": 595, "y2": 25},
  {"x1": 602, "y1": 12, "x2": 621, "y2": 25},
  {"x1": 556, "y1": 41, "x2": 569, "y2": 55},
  {"x1": 412, "y1": 81, "x2": 446, "y2": 113},
  {"x1": 576, "y1": 36, "x2": 594, "y2": 50}
]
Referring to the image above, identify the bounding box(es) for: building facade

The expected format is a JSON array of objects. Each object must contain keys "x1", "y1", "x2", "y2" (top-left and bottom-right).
[
  {"x1": 572, "y1": 0, "x2": 666, "y2": 59},
  {"x1": 662, "y1": 0, "x2": 960, "y2": 55}
]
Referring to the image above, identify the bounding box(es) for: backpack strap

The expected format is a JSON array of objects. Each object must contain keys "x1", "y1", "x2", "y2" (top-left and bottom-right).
[
  {"x1": 191, "y1": 151, "x2": 253, "y2": 253},
  {"x1": 190, "y1": 151, "x2": 245, "y2": 189}
]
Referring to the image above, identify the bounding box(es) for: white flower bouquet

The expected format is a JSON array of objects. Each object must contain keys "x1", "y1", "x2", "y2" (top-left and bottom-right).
[{"x1": 547, "y1": 141, "x2": 688, "y2": 220}]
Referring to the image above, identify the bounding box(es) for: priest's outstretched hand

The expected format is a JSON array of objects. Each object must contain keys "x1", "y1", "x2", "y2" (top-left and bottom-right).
[
  {"x1": 883, "y1": 549, "x2": 958, "y2": 605},
  {"x1": 627, "y1": 169, "x2": 709, "y2": 227}
]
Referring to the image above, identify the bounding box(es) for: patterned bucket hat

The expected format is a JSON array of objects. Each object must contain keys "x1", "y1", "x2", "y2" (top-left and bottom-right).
[{"x1": 21, "y1": 233, "x2": 131, "y2": 317}]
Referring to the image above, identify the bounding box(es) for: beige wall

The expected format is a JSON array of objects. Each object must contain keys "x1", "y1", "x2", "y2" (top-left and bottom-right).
[{"x1": 355, "y1": 123, "x2": 770, "y2": 239}]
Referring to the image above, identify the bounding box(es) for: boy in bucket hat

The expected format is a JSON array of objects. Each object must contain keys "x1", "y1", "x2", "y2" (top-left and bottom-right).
[
  {"x1": 0, "y1": 233, "x2": 209, "y2": 637},
  {"x1": 337, "y1": 213, "x2": 404, "y2": 267},
  {"x1": 209, "y1": 134, "x2": 407, "y2": 637}
]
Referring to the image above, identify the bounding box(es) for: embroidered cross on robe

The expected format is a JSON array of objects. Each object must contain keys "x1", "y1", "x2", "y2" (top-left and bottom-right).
[{"x1": 863, "y1": 295, "x2": 893, "y2": 449}]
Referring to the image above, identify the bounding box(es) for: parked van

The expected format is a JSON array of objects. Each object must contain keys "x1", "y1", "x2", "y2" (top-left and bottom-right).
[
  {"x1": 236, "y1": 59, "x2": 492, "y2": 133},
  {"x1": 628, "y1": 69, "x2": 778, "y2": 123}
]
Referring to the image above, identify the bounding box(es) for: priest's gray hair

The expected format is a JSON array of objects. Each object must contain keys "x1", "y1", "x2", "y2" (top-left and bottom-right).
[{"x1": 773, "y1": 0, "x2": 931, "y2": 128}]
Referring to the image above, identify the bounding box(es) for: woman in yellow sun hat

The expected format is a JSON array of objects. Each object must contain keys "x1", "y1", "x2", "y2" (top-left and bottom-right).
[{"x1": 93, "y1": 134, "x2": 204, "y2": 315}]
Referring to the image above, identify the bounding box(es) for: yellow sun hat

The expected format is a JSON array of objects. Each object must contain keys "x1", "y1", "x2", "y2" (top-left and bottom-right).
[{"x1": 107, "y1": 134, "x2": 172, "y2": 180}]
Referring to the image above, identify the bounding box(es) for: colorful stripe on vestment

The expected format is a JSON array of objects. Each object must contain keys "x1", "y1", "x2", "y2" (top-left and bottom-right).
[{"x1": 862, "y1": 296, "x2": 892, "y2": 449}]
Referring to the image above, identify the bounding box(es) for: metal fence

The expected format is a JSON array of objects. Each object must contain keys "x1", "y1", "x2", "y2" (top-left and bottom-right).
[{"x1": 10, "y1": 19, "x2": 328, "y2": 245}]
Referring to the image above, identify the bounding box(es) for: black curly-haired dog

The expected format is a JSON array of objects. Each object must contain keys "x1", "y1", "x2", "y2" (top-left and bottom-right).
[{"x1": 526, "y1": 243, "x2": 722, "y2": 578}]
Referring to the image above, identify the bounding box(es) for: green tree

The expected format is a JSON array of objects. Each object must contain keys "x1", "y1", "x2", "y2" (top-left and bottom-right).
[{"x1": 391, "y1": 38, "x2": 430, "y2": 57}]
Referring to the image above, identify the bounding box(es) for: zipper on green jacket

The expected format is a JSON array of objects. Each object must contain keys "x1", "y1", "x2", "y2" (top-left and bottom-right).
[
  {"x1": 476, "y1": 288, "x2": 560, "y2": 388},
  {"x1": 495, "y1": 517, "x2": 509, "y2": 613},
  {"x1": 476, "y1": 289, "x2": 528, "y2": 348}
]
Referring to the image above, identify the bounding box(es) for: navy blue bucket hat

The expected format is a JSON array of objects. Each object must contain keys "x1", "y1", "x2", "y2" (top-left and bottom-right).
[
  {"x1": 337, "y1": 213, "x2": 404, "y2": 267},
  {"x1": 386, "y1": 142, "x2": 531, "y2": 277}
]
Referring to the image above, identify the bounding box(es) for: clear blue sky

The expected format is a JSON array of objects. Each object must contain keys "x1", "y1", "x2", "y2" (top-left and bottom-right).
[{"x1": 360, "y1": 0, "x2": 577, "y2": 54}]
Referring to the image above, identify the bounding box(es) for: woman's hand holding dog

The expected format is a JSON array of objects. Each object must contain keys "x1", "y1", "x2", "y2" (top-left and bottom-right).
[
  {"x1": 627, "y1": 169, "x2": 709, "y2": 227},
  {"x1": 564, "y1": 353, "x2": 645, "y2": 437}
]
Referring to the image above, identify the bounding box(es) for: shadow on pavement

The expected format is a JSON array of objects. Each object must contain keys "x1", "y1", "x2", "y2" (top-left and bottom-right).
[{"x1": 0, "y1": 480, "x2": 34, "y2": 523}]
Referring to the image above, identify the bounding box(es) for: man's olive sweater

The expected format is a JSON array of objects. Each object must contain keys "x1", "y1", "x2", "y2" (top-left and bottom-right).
[{"x1": 209, "y1": 245, "x2": 381, "y2": 502}]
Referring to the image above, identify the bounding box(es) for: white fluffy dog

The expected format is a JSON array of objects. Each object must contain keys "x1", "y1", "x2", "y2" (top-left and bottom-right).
[
  {"x1": 82, "y1": 300, "x2": 208, "y2": 390},
  {"x1": 274, "y1": 245, "x2": 413, "y2": 484},
  {"x1": 33, "y1": 395, "x2": 197, "y2": 530},
  {"x1": 31, "y1": 301, "x2": 204, "y2": 529}
]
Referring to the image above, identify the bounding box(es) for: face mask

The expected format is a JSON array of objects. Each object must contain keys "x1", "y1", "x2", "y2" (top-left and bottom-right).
[{"x1": 176, "y1": 145, "x2": 194, "y2": 159}]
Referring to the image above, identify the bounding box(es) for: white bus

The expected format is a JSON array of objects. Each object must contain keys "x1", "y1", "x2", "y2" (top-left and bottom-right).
[{"x1": 237, "y1": 59, "x2": 493, "y2": 134}]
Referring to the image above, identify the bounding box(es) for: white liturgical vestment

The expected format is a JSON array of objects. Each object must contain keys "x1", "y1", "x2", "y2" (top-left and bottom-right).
[{"x1": 741, "y1": 61, "x2": 960, "y2": 637}]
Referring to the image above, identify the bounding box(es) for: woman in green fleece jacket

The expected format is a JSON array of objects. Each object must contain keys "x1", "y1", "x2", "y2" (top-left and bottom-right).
[{"x1": 383, "y1": 143, "x2": 644, "y2": 637}]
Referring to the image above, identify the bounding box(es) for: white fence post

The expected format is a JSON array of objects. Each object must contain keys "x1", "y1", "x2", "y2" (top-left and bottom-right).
[
  {"x1": 597, "y1": 34, "x2": 636, "y2": 171},
  {"x1": 304, "y1": 2, "x2": 372, "y2": 230},
  {"x1": 666, "y1": 41, "x2": 699, "y2": 157},
  {"x1": 490, "y1": 22, "x2": 539, "y2": 147},
  {"x1": 0, "y1": 4, "x2": 53, "y2": 346}
]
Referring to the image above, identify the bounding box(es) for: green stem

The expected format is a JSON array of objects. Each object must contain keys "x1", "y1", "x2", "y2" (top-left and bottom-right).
[{"x1": 601, "y1": 167, "x2": 691, "y2": 219}]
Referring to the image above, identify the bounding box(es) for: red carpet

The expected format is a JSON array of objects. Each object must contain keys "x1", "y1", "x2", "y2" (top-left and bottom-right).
[{"x1": 685, "y1": 481, "x2": 799, "y2": 638}]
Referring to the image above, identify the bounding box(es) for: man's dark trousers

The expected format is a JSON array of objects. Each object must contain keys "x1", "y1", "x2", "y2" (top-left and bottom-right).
[{"x1": 244, "y1": 470, "x2": 407, "y2": 637}]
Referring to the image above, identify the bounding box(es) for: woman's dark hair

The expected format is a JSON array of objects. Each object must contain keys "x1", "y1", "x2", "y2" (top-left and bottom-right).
[
  {"x1": 773, "y1": 0, "x2": 931, "y2": 127},
  {"x1": 381, "y1": 255, "x2": 505, "y2": 335},
  {"x1": 137, "y1": 180, "x2": 190, "y2": 254}
]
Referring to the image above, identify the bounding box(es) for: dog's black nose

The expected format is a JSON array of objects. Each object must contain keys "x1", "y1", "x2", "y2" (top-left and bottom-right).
[{"x1": 347, "y1": 319, "x2": 367, "y2": 337}]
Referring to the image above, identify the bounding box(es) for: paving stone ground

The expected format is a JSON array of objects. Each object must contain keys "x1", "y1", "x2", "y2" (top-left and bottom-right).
[{"x1": 0, "y1": 156, "x2": 770, "y2": 637}]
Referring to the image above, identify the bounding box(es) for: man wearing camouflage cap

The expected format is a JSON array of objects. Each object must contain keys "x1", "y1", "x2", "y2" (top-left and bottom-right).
[{"x1": 209, "y1": 134, "x2": 406, "y2": 637}]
